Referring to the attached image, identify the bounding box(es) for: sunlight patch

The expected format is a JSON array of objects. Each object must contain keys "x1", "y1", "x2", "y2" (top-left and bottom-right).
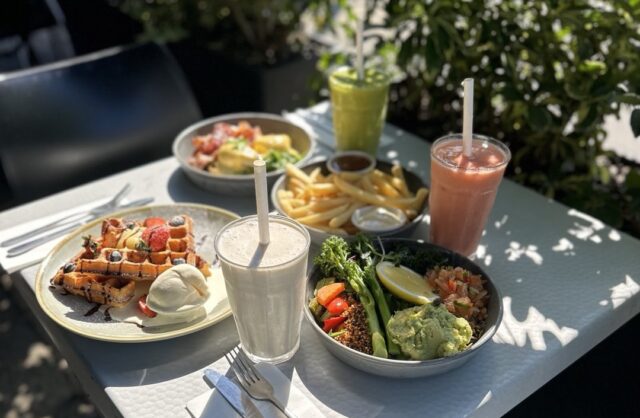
[
  {"x1": 610, "y1": 275, "x2": 639, "y2": 309},
  {"x1": 473, "y1": 245, "x2": 493, "y2": 266},
  {"x1": 552, "y1": 238, "x2": 575, "y2": 256},
  {"x1": 477, "y1": 391, "x2": 493, "y2": 408},
  {"x1": 505, "y1": 241, "x2": 543, "y2": 265},
  {"x1": 22, "y1": 342, "x2": 54, "y2": 368},
  {"x1": 493, "y1": 297, "x2": 578, "y2": 350},
  {"x1": 608, "y1": 230, "x2": 621, "y2": 241},
  {"x1": 494, "y1": 215, "x2": 508, "y2": 229},
  {"x1": 566, "y1": 209, "x2": 623, "y2": 245}
]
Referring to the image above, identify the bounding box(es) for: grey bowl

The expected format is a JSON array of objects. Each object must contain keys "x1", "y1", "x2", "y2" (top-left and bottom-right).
[
  {"x1": 173, "y1": 113, "x2": 315, "y2": 195},
  {"x1": 271, "y1": 159, "x2": 429, "y2": 245},
  {"x1": 304, "y1": 239, "x2": 503, "y2": 378}
]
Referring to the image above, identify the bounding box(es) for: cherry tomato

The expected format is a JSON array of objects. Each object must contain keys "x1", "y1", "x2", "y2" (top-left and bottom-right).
[
  {"x1": 322, "y1": 316, "x2": 346, "y2": 332},
  {"x1": 138, "y1": 295, "x2": 157, "y2": 318},
  {"x1": 326, "y1": 297, "x2": 349, "y2": 315}
]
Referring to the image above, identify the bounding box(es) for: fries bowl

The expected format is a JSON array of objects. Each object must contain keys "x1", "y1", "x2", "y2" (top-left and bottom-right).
[
  {"x1": 173, "y1": 113, "x2": 315, "y2": 195},
  {"x1": 270, "y1": 159, "x2": 429, "y2": 244}
]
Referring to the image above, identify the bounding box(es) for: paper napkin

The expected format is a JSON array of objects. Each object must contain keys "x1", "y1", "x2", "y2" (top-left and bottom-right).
[{"x1": 186, "y1": 360, "x2": 324, "y2": 418}]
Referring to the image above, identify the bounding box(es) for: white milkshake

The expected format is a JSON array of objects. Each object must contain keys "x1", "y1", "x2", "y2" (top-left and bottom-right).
[{"x1": 214, "y1": 215, "x2": 310, "y2": 363}]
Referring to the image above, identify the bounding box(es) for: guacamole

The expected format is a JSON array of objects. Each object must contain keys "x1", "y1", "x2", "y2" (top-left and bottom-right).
[{"x1": 387, "y1": 304, "x2": 472, "y2": 360}]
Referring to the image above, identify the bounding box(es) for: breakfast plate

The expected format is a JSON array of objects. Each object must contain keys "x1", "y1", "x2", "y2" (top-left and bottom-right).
[{"x1": 35, "y1": 203, "x2": 238, "y2": 343}]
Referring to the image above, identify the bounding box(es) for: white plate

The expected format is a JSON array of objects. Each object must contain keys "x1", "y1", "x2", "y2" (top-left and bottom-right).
[{"x1": 35, "y1": 203, "x2": 239, "y2": 343}]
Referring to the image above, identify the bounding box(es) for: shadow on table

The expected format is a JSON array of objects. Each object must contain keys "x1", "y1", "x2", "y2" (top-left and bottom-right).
[
  {"x1": 293, "y1": 179, "x2": 640, "y2": 417},
  {"x1": 166, "y1": 168, "x2": 255, "y2": 216},
  {"x1": 75, "y1": 316, "x2": 241, "y2": 387}
]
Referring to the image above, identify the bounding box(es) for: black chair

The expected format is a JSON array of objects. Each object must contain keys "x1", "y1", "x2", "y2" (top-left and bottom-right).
[{"x1": 0, "y1": 42, "x2": 202, "y2": 207}]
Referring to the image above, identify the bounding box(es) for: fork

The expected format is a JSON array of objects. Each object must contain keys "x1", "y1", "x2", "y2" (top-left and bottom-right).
[
  {"x1": 1, "y1": 183, "x2": 131, "y2": 247},
  {"x1": 225, "y1": 348, "x2": 296, "y2": 418},
  {"x1": 5, "y1": 196, "x2": 153, "y2": 257}
]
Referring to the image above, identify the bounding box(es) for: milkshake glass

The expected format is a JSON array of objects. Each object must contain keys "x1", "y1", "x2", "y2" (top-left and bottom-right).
[
  {"x1": 214, "y1": 215, "x2": 310, "y2": 363},
  {"x1": 429, "y1": 134, "x2": 510, "y2": 256}
]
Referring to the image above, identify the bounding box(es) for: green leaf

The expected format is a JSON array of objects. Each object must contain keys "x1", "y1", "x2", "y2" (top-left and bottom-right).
[
  {"x1": 527, "y1": 106, "x2": 552, "y2": 131},
  {"x1": 578, "y1": 60, "x2": 607, "y2": 74},
  {"x1": 575, "y1": 105, "x2": 599, "y2": 132},
  {"x1": 617, "y1": 93, "x2": 640, "y2": 105},
  {"x1": 625, "y1": 168, "x2": 640, "y2": 191},
  {"x1": 425, "y1": 37, "x2": 442, "y2": 74},
  {"x1": 631, "y1": 109, "x2": 640, "y2": 138}
]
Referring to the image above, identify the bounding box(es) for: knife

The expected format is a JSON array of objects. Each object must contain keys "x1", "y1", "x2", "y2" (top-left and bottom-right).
[
  {"x1": 204, "y1": 369, "x2": 264, "y2": 418},
  {"x1": 6, "y1": 197, "x2": 155, "y2": 257}
]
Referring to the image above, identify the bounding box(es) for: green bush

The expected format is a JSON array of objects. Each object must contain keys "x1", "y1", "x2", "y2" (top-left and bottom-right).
[
  {"x1": 117, "y1": 0, "x2": 311, "y2": 64},
  {"x1": 312, "y1": 0, "x2": 640, "y2": 237}
]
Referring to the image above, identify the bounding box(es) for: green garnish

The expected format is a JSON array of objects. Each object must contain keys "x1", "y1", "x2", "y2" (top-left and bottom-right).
[
  {"x1": 81, "y1": 235, "x2": 98, "y2": 253},
  {"x1": 263, "y1": 149, "x2": 301, "y2": 171},
  {"x1": 329, "y1": 329, "x2": 346, "y2": 338},
  {"x1": 135, "y1": 240, "x2": 151, "y2": 252},
  {"x1": 227, "y1": 137, "x2": 248, "y2": 150}
]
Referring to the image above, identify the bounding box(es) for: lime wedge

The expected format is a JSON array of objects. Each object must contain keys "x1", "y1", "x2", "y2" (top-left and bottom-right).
[{"x1": 375, "y1": 261, "x2": 438, "y2": 305}]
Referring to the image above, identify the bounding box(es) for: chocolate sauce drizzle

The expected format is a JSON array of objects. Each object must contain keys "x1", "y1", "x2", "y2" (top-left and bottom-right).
[{"x1": 83, "y1": 303, "x2": 101, "y2": 317}]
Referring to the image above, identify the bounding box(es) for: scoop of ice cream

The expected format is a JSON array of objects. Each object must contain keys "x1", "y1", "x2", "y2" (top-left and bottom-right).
[
  {"x1": 387, "y1": 304, "x2": 472, "y2": 360},
  {"x1": 146, "y1": 264, "x2": 209, "y2": 314}
]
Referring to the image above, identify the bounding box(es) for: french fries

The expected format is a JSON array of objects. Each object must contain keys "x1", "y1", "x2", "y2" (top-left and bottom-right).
[{"x1": 277, "y1": 162, "x2": 428, "y2": 234}]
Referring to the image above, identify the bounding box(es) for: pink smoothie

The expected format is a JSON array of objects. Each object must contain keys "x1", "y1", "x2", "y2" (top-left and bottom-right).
[{"x1": 429, "y1": 135, "x2": 510, "y2": 256}]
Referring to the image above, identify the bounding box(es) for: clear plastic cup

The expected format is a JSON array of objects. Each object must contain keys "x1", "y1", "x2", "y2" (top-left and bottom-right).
[
  {"x1": 214, "y1": 215, "x2": 310, "y2": 363},
  {"x1": 329, "y1": 66, "x2": 390, "y2": 155},
  {"x1": 429, "y1": 134, "x2": 511, "y2": 256}
]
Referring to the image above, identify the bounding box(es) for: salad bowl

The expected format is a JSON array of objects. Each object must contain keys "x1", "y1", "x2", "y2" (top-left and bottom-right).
[
  {"x1": 304, "y1": 238, "x2": 503, "y2": 378},
  {"x1": 173, "y1": 112, "x2": 315, "y2": 195}
]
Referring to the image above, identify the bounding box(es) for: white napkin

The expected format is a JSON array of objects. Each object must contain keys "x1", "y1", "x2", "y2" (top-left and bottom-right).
[
  {"x1": 186, "y1": 360, "x2": 324, "y2": 418},
  {"x1": 0, "y1": 198, "x2": 112, "y2": 274}
]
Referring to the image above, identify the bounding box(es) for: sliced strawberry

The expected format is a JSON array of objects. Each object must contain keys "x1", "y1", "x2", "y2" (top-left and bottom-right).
[
  {"x1": 138, "y1": 295, "x2": 157, "y2": 318},
  {"x1": 144, "y1": 217, "x2": 165, "y2": 228},
  {"x1": 141, "y1": 225, "x2": 170, "y2": 252}
]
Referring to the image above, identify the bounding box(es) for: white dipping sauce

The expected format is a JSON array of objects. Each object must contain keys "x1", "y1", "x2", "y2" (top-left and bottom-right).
[
  {"x1": 352, "y1": 205, "x2": 407, "y2": 232},
  {"x1": 215, "y1": 216, "x2": 309, "y2": 363}
]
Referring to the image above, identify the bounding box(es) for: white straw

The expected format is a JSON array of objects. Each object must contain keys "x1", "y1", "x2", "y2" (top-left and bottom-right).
[
  {"x1": 356, "y1": 17, "x2": 364, "y2": 81},
  {"x1": 462, "y1": 78, "x2": 474, "y2": 157},
  {"x1": 253, "y1": 160, "x2": 270, "y2": 245}
]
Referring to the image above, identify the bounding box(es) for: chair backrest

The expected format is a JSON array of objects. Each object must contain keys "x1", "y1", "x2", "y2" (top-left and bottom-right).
[{"x1": 0, "y1": 42, "x2": 201, "y2": 206}]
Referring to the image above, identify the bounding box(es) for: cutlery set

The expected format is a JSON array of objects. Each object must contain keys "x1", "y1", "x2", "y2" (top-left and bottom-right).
[
  {"x1": 1, "y1": 183, "x2": 154, "y2": 258},
  {"x1": 205, "y1": 347, "x2": 296, "y2": 418}
]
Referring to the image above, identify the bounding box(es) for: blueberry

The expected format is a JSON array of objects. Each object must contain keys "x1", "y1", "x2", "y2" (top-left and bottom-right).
[
  {"x1": 110, "y1": 250, "x2": 123, "y2": 262},
  {"x1": 169, "y1": 216, "x2": 185, "y2": 227},
  {"x1": 63, "y1": 262, "x2": 76, "y2": 273},
  {"x1": 172, "y1": 258, "x2": 186, "y2": 265},
  {"x1": 125, "y1": 221, "x2": 136, "y2": 229}
]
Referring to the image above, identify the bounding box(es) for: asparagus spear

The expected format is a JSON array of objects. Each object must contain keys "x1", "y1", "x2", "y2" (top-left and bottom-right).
[
  {"x1": 362, "y1": 263, "x2": 400, "y2": 355},
  {"x1": 315, "y1": 236, "x2": 388, "y2": 358},
  {"x1": 353, "y1": 236, "x2": 400, "y2": 355}
]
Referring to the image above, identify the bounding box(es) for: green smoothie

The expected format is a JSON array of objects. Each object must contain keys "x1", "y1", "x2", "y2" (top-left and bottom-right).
[{"x1": 329, "y1": 67, "x2": 390, "y2": 155}]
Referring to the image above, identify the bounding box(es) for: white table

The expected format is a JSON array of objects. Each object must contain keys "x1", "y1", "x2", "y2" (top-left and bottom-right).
[{"x1": 1, "y1": 103, "x2": 639, "y2": 418}]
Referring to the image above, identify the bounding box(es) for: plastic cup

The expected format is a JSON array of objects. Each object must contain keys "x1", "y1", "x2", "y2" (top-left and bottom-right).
[
  {"x1": 428, "y1": 134, "x2": 511, "y2": 256},
  {"x1": 329, "y1": 66, "x2": 390, "y2": 155},
  {"x1": 214, "y1": 215, "x2": 310, "y2": 364}
]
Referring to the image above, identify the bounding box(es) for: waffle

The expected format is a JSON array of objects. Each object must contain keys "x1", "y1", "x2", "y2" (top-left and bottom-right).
[
  {"x1": 52, "y1": 273, "x2": 136, "y2": 308},
  {"x1": 50, "y1": 214, "x2": 211, "y2": 307}
]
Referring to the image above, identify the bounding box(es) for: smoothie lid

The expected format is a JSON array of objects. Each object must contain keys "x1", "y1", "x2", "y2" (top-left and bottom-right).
[
  {"x1": 330, "y1": 66, "x2": 390, "y2": 88},
  {"x1": 431, "y1": 133, "x2": 511, "y2": 172}
]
